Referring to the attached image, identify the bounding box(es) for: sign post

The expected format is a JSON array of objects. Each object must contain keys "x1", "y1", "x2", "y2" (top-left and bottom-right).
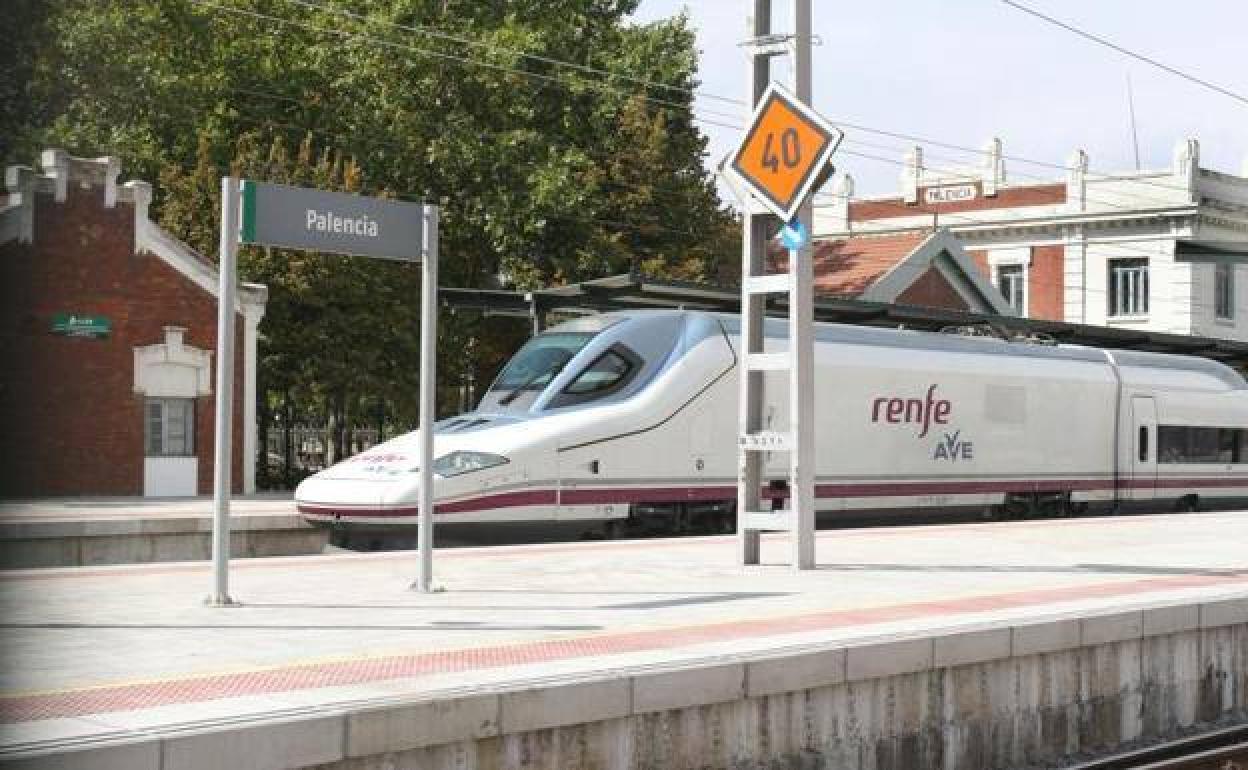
[
  {"x1": 209, "y1": 179, "x2": 439, "y2": 605},
  {"x1": 209, "y1": 177, "x2": 240, "y2": 606},
  {"x1": 724, "y1": 0, "x2": 841, "y2": 571}
]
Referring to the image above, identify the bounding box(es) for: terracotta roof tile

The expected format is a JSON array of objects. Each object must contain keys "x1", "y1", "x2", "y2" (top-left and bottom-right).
[{"x1": 772, "y1": 232, "x2": 929, "y2": 297}]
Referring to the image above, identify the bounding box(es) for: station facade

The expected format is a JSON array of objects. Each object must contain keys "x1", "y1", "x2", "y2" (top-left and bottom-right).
[
  {"x1": 0, "y1": 150, "x2": 267, "y2": 498},
  {"x1": 814, "y1": 138, "x2": 1248, "y2": 339}
]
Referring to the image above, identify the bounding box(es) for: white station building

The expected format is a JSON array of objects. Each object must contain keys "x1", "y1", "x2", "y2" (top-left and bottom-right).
[{"x1": 814, "y1": 138, "x2": 1248, "y2": 341}]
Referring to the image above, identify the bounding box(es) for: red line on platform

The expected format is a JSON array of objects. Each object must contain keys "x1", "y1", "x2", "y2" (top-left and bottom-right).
[{"x1": 3, "y1": 570, "x2": 1246, "y2": 724}]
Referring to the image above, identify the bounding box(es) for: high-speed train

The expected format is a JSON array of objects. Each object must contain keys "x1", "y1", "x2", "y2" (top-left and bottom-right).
[{"x1": 295, "y1": 310, "x2": 1248, "y2": 531}]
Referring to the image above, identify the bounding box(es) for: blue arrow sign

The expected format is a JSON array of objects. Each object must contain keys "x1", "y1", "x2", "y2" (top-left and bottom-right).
[{"x1": 779, "y1": 219, "x2": 809, "y2": 251}]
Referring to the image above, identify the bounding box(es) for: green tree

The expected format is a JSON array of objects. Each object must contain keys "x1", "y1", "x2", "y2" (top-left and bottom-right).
[{"x1": 10, "y1": 0, "x2": 740, "y2": 483}]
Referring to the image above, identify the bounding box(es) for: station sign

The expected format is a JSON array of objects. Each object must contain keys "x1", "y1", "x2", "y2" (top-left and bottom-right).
[
  {"x1": 239, "y1": 180, "x2": 425, "y2": 262},
  {"x1": 51, "y1": 313, "x2": 111, "y2": 338},
  {"x1": 728, "y1": 82, "x2": 843, "y2": 223},
  {"x1": 924, "y1": 184, "x2": 977, "y2": 204}
]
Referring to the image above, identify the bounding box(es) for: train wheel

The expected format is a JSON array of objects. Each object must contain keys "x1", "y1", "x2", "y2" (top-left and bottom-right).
[
  {"x1": 1175, "y1": 495, "x2": 1201, "y2": 513},
  {"x1": 603, "y1": 520, "x2": 625, "y2": 539},
  {"x1": 714, "y1": 505, "x2": 736, "y2": 534}
]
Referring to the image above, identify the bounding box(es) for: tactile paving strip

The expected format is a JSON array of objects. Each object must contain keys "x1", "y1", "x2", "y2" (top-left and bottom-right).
[{"x1": 3, "y1": 570, "x2": 1245, "y2": 724}]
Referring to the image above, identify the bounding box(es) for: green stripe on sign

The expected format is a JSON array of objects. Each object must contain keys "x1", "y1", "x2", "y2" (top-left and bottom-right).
[{"x1": 240, "y1": 179, "x2": 257, "y2": 244}]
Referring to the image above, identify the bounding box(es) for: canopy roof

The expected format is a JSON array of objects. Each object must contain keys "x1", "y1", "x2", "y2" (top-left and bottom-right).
[{"x1": 441, "y1": 273, "x2": 1248, "y2": 370}]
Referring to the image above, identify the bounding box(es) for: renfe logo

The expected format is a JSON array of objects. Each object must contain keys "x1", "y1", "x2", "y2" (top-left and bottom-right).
[{"x1": 870, "y1": 384, "x2": 951, "y2": 438}]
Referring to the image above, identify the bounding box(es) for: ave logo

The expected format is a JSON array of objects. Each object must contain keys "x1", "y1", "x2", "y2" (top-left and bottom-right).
[
  {"x1": 868, "y1": 384, "x2": 975, "y2": 462},
  {"x1": 933, "y1": 430, "x2": 974, "y2": 462}
]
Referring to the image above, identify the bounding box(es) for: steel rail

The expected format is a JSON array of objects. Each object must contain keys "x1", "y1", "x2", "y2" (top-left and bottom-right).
[{"x1": 1065, "y1": 724, "x2": 1248, "y2": 770}]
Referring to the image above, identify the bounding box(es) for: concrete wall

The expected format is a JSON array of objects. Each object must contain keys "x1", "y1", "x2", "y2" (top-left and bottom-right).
[
  {"x1": 318, "y1": 605, "x2": 1247, "y2": 770},
  {"x1": 0, "y1": 516, "x2": 327, "y2": 568},
  {"x1": 15, "y1": 598, "x2": 1244, "y2": 770}
]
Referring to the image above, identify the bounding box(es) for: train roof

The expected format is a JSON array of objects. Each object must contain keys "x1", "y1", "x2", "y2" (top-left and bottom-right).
[{"x1": 576, "y1": 309, "x2": 1248, "y2": 390}]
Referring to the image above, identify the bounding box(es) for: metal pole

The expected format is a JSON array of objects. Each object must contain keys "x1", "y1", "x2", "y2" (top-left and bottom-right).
[
  {"x1": 738, "y1": 0, "x2": 771, "y2": 566},
  {"x1": 790, "y1": 0, "x2": 816, "y2": 569},
  {"x1": 209, "y1": 177, "x2": 239, "y2": 606},
  {"x1": 415, "y1": 205, "x2": 439, "y2": 592}
]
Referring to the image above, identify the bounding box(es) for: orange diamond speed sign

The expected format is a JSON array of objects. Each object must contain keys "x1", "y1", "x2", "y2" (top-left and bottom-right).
[{"x1": 729, "y1": 82, "x2": 843, "y2": 223}]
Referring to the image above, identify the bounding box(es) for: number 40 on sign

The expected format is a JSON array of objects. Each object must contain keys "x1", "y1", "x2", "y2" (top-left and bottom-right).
[{"x1": 728, "y1": 82, "x2": 843, "y2": 224}]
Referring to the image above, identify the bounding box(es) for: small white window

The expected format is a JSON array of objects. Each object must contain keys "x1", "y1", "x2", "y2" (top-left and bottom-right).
[
  {"x1": 995, "y1": 264, "x2": 1025, "y2": 314},
  {"x1": 1215, "y1": 263, "x2": 1234, "y2": 320},
  {"x1": 145, "y1": 398, "x2": 195, "y2": 457},
  {"x1": 1108, "y1": 258, "x2": 1149, "y2": 317}
]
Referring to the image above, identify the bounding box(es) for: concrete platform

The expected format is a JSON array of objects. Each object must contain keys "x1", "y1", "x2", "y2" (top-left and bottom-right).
[
  {"x1": 0, "y1": 497, "x2": 326, "y2": 569},
  {"x1": 1, "y1": 512, "x2": 1246, "y2": 769}
]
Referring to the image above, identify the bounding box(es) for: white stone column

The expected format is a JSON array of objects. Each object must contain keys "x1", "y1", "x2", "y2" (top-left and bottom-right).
[
  {"x1": 1066, "y1": 149, "x2": 1088, "y2": 213},
  {"x1": 827, "y1": 173, "x2": 853, "y2": 234},
  {"x1": 982, "y1": 138, "x2": 1004, "y2": 197},
  {"x1": 125, "y1": 180, "x2": 152, "y2": 254},
  {"x1": 3, "y1": 165, "x2": 36, "y2": 243},
  {"x1": 1063, "y1": 224, "x2": 1088, "y2": 324},
  {"x1": 902, "y1": 146, "x2": 922, "y2": 204},
  {"x1": 1172, "y1": 138, "x2": 1200, "y2": 203},
  {"x1": 241, "y1": 295, "x2": 266, "y2": 495}
]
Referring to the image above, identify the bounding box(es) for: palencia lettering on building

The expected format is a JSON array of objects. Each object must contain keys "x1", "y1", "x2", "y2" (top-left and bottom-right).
[
  {"x1": 305, "y1": 209, "x2": 380, "y2": 237},
  {"x1": 924, "y1": 184, "x2": 977, "y2": 204}
]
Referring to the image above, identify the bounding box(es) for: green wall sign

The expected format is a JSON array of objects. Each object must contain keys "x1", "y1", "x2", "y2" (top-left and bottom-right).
[{"x1": 51, "y1": 313, "x2": 111, "y2": 338}]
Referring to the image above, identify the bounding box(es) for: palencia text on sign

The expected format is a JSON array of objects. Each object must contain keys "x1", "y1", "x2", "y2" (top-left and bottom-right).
[{"x1": 238, "y1": 180, "x2": 425, "y2": 261}]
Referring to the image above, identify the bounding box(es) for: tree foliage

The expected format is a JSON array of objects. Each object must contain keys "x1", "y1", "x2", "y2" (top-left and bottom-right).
[{"x1": 8, "y1": 0, "x2": 739, "y2": 483}]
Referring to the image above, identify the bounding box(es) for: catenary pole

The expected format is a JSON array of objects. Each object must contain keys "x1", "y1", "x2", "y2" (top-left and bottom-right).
[
  {"x1": 790, "y1": 0, "x2": 815, "y2": 569},
  {"x1": 414, "y1": 205, "x2": 439, "y2": 593},
  {"x1": 738, "y1": 0, "x2": 770, "y2": 566},
  {"x1": 209, "y1": 176, "x2": 239, "y2": 606}
]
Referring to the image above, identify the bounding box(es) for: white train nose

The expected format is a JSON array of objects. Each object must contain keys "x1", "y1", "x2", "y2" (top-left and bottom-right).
[{"x1": 294, "y1": 476, "x2": 387, "y2": 516}]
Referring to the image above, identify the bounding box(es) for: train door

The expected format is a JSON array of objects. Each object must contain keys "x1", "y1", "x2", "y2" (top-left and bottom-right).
[{"x1": 1130, "y1": 396, "x2": 1157, "y2": 500}]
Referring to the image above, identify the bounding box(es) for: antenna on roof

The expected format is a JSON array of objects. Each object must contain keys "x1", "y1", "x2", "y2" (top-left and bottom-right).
[{"x1": 1126, "y1": 73, "x2": 1142, "y2": 171}]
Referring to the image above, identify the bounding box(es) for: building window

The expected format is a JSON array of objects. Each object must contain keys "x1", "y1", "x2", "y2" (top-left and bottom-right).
[
  {"x1": 1108, "y1": 258, "x2": 1149, "y2": 317},
  {"x1": 1215, "y1": 263, "x2": 1234, "y2": 320},
  {"x1": 996, "y1": 264, "x2": 1025, "y2": 313},
  {"x1": 145, "y1": 398, "x2": 195, "y2": 457}
]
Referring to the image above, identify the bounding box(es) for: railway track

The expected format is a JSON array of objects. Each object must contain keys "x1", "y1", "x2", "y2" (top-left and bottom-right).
[{"x1": 1067, "y1": 724, "x2": 1248, "y2": 770}]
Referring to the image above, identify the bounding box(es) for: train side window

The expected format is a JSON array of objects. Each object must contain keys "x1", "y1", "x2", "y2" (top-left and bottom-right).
[
  {"x1": 1219, "y1": 429, "x2": 1238, "y2": 464},
  {"x1": 1158, "y1": 426, "x2": 1182, "y2": 463},
  {"x1": 547, "y1": 344, "x2": 642, "y2": 408},
  {"x1": 1159, "y1": 425, "x2": 1245, "y2": 464},
  {"x1": 1138, "y1": 426, "x2": 1149, "y2": 463}
]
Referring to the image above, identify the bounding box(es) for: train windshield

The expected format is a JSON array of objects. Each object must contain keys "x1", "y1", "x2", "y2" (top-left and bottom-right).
[{"x1": 486, "y1": 332, "x2": 596, "y2": 407}]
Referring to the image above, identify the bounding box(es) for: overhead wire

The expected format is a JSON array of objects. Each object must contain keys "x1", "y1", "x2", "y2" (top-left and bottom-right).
[
  {"x1": 122, "y1": 106, "x2": 715, "y2": 243},
  {"x1": 207, "y1": 0, "x2": 1199, "y2": 218},
  {"x1": 279, "y1": 0, "x2": 744, "y2": 107},
  {"x1": 188, "y1": 0, "x2": 746, "y2": 127},
  {"x1": 240, "y1": 0, "x2": 1207, "y2": 206},
  {"x1": 1002, "y1": 0, "x2": 1248, "y2": 108},
  {"x1": 181, "y1": 0, "x2": 1229, "y2": 311}
]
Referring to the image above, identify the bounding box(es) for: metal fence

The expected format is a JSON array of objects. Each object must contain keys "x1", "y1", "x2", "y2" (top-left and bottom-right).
[{"x1": 264, "y1": 426, "x2": 385, "y2": 474}]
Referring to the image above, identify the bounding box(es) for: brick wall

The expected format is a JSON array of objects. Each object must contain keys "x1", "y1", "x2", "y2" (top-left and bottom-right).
[
  {"x1": 895, "y1": 268, "x2": 971, "y2": 312},
  {"x1": 850, "y1": 183, "x2": 1067, "y2": 221},
  {"x1": 1028, "y1": 244, "x2": 1065, "y2": 321},
  {"x1": 0, "y1": 187, "x2": 244, "y2": 497}
]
